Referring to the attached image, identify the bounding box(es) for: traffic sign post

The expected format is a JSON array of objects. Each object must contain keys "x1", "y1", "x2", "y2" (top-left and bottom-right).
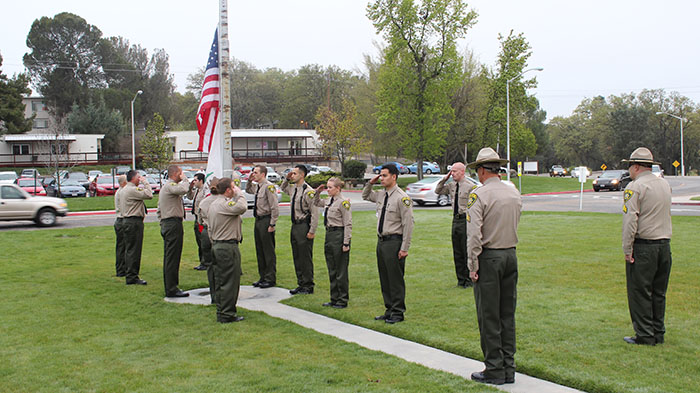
[
  {"x1": 673, "y1": 160, "x2": 680, "y2": 176},
  {"x1": 601, "y1": 164, "x2": 607, "y2": 171},
  {"x1": 517, "y1": 161, "x2": 522, "y2": 193},
  {"x1": 577, "y1": 166, "x2": 587, "y2": 211}
]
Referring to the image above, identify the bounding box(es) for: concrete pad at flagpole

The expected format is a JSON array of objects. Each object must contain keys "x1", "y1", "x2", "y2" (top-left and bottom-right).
[{"x1": 166, "y1": 287, "x2": 584, "y2": 393}]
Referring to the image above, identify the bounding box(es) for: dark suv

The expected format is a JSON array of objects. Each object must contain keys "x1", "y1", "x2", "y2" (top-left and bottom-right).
[
  {"x1": 592, "y1": 170, "x2": 631, "y2": 192},
  {"x1": 549, "y1": 165, "x2": 568, "y2": 177}
]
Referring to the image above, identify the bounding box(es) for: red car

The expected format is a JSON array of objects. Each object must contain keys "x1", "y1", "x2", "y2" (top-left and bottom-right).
[
  {"x1": 145, "y1": 176, "x2": 161, "y2": 194},
  {"x1": 95, "y1": 175, "x2": 120, "y2": 196},
  {"x1": 15, "y1": 177, "x2": 47, "y2": 196}
]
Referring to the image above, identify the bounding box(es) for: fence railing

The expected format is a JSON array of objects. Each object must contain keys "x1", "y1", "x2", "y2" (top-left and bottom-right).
[{"x1": 0, "y1": 152, "x2": 131, "y2": 167}]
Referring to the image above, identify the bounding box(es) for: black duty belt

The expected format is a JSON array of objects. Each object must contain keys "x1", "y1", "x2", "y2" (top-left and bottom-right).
[
  {"x1": 255, "y1": 214, "x2": 271, "y2": 220},
  {"x1": 634, "y1": 238, "x2": 670, "y2": 245},
  {"x1": 483, "y1": 247, "x2": 516, "y2": 251},
  {"x1": 454, "y1": 213, "x2": 466, "y2": 219},
  {"x1": 292, "y1": 216, "x2": 311, "y2": 225},
  {"x1": 378, "y1": 234, "x2": 403, "y2": 241},
  {"x1": 212, "y1": 239, "x2": 239, "y2": 244},
  {"x1": 162, "y1": 217, "x2": 182, "y2": 221},
  {"x1": 124, "y1": 216, "x2": 144, "y2": 220},
  {"x1": 327, "y1": 226, "x2": 344, "y2": 231}
]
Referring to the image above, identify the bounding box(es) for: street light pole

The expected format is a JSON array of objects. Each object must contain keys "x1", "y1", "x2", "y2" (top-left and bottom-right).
[
  {"x1": 506, "y1": 67, "x2": 543, "y2": 181},
  {"x1": 655, "y1": 111, "x2": 686, "y2": 176},
  {"x1": 130, "y1": 90, "x2": 143, "y2": 170}
]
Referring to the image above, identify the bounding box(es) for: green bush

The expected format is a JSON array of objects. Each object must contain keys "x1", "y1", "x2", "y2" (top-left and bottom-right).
[
  {"x1": 342, "y1": 160, "x2": 367, "y2": 179},
  {"x1": 305, "y1": 172, "x2": 340, "y2": 188}
]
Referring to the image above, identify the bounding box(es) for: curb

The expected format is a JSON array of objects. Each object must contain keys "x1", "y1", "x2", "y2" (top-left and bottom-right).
[{"x1": 523, "y1": 189, "x2": 593, "y2": 196}]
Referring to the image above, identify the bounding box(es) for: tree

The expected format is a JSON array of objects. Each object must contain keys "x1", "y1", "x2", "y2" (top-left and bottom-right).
[
  {"x1": 23, "y1": 12, "x2": 109, "y2": 117},
  {"x1": 367, "y1": 0, "x2": 477, "y2": 179},
  {"x1": 315, "y1": 99, "x2": 371, "y2": 174},
  {"x1": 66, "y1": 99, "x2": 126, "y2": 152},
  {"x1": 0, "y1": 53, "x2": 33, "y2": 134},
  {"x1": 140, "y1": 113, "x2": 171, "y2": 171}
]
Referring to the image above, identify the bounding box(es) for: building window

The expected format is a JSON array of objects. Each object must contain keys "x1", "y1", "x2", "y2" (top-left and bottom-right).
[
  {"x1": 33, "y1": 119, "x2": 48, "y2": 129},
  {"x1": 264, "y1": 140, "x2": 278, "y2": 150},
  {"x1": 31, "y1": 101, "x2": 46, "y2": 112},
  {"x1": 51, "y1": 144, "x2": 67, "y2": 155},
  {"x1": 12, "y1": 144, "x2": 30, "y2": 155}
]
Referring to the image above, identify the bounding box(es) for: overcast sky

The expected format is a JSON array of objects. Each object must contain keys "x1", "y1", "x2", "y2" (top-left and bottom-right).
[{"x1": 2, "y1": 0, "x2": 699, "y2": 120}]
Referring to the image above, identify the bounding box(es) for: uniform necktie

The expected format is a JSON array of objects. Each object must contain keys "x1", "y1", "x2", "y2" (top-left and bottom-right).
[
  {"x1": 254, "y1": 184, "x2": 259, "y2": 218},
  {"x1": 454, "y1": 182, "x2": 460, "y2": 215},
  {"x1": 291, "y1": 186, "x2": 298, "y2": 222},
  {"x1": 378, "y1": 192, "x2": 388, "y2": 234},
  {"x1": 192, "y1": 188, "x2": 198, "y2": 217},
  {"x1": 325, "y1": 197, "x2": 334, "y2": 227}
]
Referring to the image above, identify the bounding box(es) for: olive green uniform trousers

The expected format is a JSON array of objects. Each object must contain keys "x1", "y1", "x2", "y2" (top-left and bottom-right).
[
  {"x1": 451, "y1": 215, "x2": 470, "y2": 286},
  {"x1": 200, "y1": 225, "x2": 216, "y2": 302},
  {"x1": 473, "y1": 248, "x2": 518, "y2": 381},
  {"x1": 376, "y1": 236, "x2": 406, "y2": 320},
  {"x1": 211, "y1": 240, "x2": 242, "y2": 322},
  {"x1": 325, "y1": 228, "x2": 349, "y2": 306},
  {"x1": 254, "y1": 215, "x2": 276, "y2": 284},
  {"x1": 160, "y1": 217, "x2": 184, "y2": 296},
  {"x1": 291, "y1": 220, "x2": 314, "y2": 290},
  {"x1": 122, "y1": 217, "x2": 144, "y2": 283},
  {"x1": 114, "y1": 217, "x2": 126, "y2": 276},
  {"x1": 626, "y1": 239, "x2": 672, "y2": 344}
]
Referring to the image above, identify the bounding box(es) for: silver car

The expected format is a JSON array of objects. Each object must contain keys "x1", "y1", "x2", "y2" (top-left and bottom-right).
[
  {"x1": 406, "y1": 175, "x2": 480, "y2": 206},
  {"x1": 0, "y1": 183, "x2": 68, "y2": 226}
]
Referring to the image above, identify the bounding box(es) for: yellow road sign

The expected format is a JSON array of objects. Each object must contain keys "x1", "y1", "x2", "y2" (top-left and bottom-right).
[
  {"x1": 601, "y1": 164, "x2": 607, "y2": 170},
  {"x1": 673, "y1": 160, "x2": 680, "y2": 168}
]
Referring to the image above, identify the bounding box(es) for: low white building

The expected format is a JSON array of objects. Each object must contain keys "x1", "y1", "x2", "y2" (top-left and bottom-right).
[{"x1": 0, "y1": 133, "x2": 105, "y2": 166}]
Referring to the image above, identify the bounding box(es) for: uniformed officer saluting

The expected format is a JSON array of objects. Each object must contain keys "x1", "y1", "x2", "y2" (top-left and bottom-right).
[
  {"x1": 196, "y1": 177, "x2": 220, "y2": 303},
  {"x1": 158, "y1": 165, "x2": 191, "y2": 298},
  {"x1": 363, "y1": 163, "x2": 414, "y2": 324},
  {"x1": 120, "y1": 170, "x2": 153, "y2": 285},
  {"x1": 246, "y1": 165, "x2": 279, "y2": 288},
  {"x1": 281, "y1": 164, "x2": 319, "y2": 295},
  {"x1": 188, "y1": 173, "x2": 207, "y2": 271},
  {"x1": 205, "y1": 177, "x2": 247, "y2": 323},
  {"x1": 436, "y1": 162, "x2": 477, "y2": 288},
  {"x1": 621, "y1": 147, "x2": 672, "y2": 346},
  {"x1": 466, "y1": 147, "x2": 522, "y2": 386},
  {"x1": 313, "y1": 177, "x2": 352, "y2": 308},
  {"x1": 113, "y1": 175, "x2": 128, "y2": 277}
]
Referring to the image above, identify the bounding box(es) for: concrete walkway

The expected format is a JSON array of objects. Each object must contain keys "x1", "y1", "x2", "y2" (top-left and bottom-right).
[{"x1": 166, "y1": 286, "x2": 584, "y2": 393}]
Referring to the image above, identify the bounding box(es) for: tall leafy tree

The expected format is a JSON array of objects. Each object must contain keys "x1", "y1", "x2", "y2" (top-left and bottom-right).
[
  {"x1": 0, "y1": 53, "x2": 33, "y2": 134},
  {"x1": 367, "y1": 0, "x2": 477, "y2": 179},
  {"x1": 66, "y1": 99, "x2": 126, "y2": 152},
  {"x1": 23, "y1": 12, "x2": 109, "y2": 117},
  {"x1": 315, "y1": 98, "x2": 371, "y2": 174},
  {"x1": 140, "y1": 113, "x2": 171, "y2": 171}
]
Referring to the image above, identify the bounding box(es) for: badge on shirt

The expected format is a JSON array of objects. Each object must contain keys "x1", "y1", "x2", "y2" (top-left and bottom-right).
[
  {"x1": 228, "y1": 201, "x2": 236, "y2": 207},
  {"x1": 467, "y1": 193, "x2": 478, "y2": 208},
  {"x1": 401, "y1": 196, "x2": 411, "y2": 206},
  {"x1": 624, "y1": 190, "x2": 634, "y2": 202},
  {"x1": 170, "y1": 182, "x2": 177, "y2": 186},
  {"x1": 267, "y1": 185, "x2": 276, "y2": 193},
  {"x1": 137, "y1": 187, "x2": 143, "y2": 191},
  {"x1": 306, "y1": 190, "x2": 316, "y2": 199},
  {"x1": 342, "y1": 200, "x2": 350, "y2": 210},
  {"x1": 233, "y1": 178, "x2": 241, "y2": 187},
  {"x1": 623, "y1": 204, "x2": 628, "y2": 214}
]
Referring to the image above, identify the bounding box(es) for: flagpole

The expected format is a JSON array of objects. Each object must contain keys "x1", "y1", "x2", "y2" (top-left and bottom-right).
[{"x1": 218, "y1": 0, "x2": 233, "y2": 176}]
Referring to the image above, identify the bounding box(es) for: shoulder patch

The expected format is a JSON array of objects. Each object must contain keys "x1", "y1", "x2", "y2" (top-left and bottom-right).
[
  {"x1": 467, "y1": 193, "x2": 478, "y2": 209},
  {"x1": 227, "y1": 200, "x2": 236, "y2": 207},
  {"x1": 341, "y1": 200, "x2": 351, "y2": 210},
  {"x1": 137, "y1": 187, "x2": 143, "y2": 191},
  {"x1": 401, "y1": 196, "x2": 411, "y2": 207},
  {"x1": 622, "y1": 204, "x2": 628, "y2": 214},
  {"x1": 624, "y1": 190, "x2": 634, "y2": 202},
  {"x1": 306, "y1": 190, "x2": 316, "y2": 199},
  {"x1": 267, "y1": 184, "x2": 276, "y2": 193},
  {"x1": 233, "y1": 178, "x2": 241, "y2": 187},
  {"x1": 470, "y1": 184, "x2": 478, "y2": 192},
  {"x1": 466, "y1": 213, "x2": 471, "y2": 223}
]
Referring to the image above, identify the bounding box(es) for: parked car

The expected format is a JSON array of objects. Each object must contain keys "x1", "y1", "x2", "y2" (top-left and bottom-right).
[
  {"x1": 407, "y1": 162, "x2": 440, "y2": 175},
  {"x1": 549, "y1": 165, "x2": 568, "y2": 177},
  {"x1": 115, "y1": 166, "x2": 131, "y2": 175},
  {"x1": 240, "y1": 180, "x2": 283, "y2": 208},
  {"x1": 15, "y1": 178, "x2": 47, "y2": 196},
  {"x1": 373, "y1": 162, "x2": 409, "y2": 174},
  {"x1": 652, "y1": 164, "x2": 664, "y2": 178},
  {"x1": 406, "y1": 175, "x2": 481, "y2": 206},
  {"x1": 0, "y1": 171, "x2": 18, "y2": 185},
  {"x1": 88, "y1": 170, "x2": 103, "y2": 182},
  {"x1": 20, "y1": 168, "x2": 40, "y2": 178},
  {"x1": 0, "y1": 183, "x2": 68, "y2": 226},
  {"x1": 236, "y1": 166, "x2": 253, "y2": 175},
  {"x1": 67, "y1": 172, "x2": 90, "y2": 190},
  {"x1": 300, "y1": 164, "x2": 320, "y2": 176},
  {"x1": 145, "y1": 176, "x2": 161, "y2": 193},
  {"x1": 570, "y1": 167, "x2": 592, "y2": 178},
  {"x1": 53, "y1": 180, "x2": 87, "y2": 198},
  {"x1": 94, "y1": 176, "x2": 120, "y2": 196},
  {"x1": 316, "y1": 166, "x2": 333, "y2": 173},
  {"x1": 592, "y1": 170, "x2": 631, "y2": 192},
  {"x1": 266, "y1": 167, "x2": 281, "y2": 183}
]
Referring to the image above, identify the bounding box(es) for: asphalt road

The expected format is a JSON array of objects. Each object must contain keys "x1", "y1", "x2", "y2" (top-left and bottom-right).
[{"x1": 2, "y1": 176, "x2": 699, "y2": 231}]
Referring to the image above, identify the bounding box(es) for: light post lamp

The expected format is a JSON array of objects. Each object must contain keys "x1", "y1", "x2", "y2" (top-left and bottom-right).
[
  {"x1": 506, "y1": 67, "x2": 543, "y2": 181},
  {"x1": 130, "y1": 90, "x2": 143, "y2": 170},
  {"x1": 655, "y1": 111, "x2": 686, "y2": 176}
]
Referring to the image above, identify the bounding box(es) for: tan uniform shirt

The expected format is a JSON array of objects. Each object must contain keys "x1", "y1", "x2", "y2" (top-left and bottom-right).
[
  {"x1": 158, "y1": 178, "x2": 190, "y2": 220},
  {"x1": 313, "y1": 191, "x2": 352, "y2": 245},
  {"x1": 363, "y1": 182, "x2": 414, "y2": 251},
  {"x1": 206, "y1": 192, "x2": 247, "y2": 241},
  {"x1": 197, "y1": 193, "x2": 217, "y2": 227},
  {"x1": 246, "y1": 179, "x2": 279, "y2": 226},
  {"x1": 466, "y1": 177, "x2": 522, "y2": 272},
  {"x1": 114, "y1": 188, "x2": 123, "y2": 219},
  {"x1": 436, "y1": 176, "x2": 478, "y2": 215},
  {"x1": 281, "y1": 179, "x2": 319, "y2": 234},
  {"x1": 622, "y1": 171, "x2": 672, "y2": 254},
  {"x1": 120, "y1": 181, "x2": 153, "y2": 217}
]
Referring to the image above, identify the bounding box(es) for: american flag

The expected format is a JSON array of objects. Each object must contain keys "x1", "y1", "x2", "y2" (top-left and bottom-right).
[{"x1": 196, "y1": 29, "x2": 220, "y2": 153}]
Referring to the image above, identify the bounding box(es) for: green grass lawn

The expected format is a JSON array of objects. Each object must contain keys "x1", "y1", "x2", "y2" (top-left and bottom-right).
[
  {"x1": 512, "y1": 175, "x2": 592, "y2": 194},
  {"x1": 2, "y1": 211, "x2": 699, "y2": 392}
]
